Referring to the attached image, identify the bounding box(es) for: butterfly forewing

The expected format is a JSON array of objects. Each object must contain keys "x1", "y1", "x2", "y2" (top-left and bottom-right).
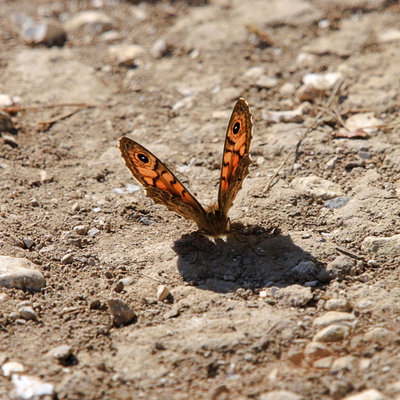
[
  {"x1": 218, "y1": 98, "x2": 253, "y2": 214},
  {"x1": 119, "y1": 137, "x2": 207, "y2": 223}
]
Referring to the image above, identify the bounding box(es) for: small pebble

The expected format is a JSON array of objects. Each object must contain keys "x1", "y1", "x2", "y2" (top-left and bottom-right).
[
  {"x1": 314, "y1": 324, "x2": 350, "y2": 342},
  {"x1": 71, "y1": 203, "x2": 80, "y2": 212},
  {"x1": 150, "y1": 38, "x2": 170, "y2": 58},
  {"x1": 47, "y1": 345, "x2": 72, "y2": 362},
  {"x1": 243, "y1": 66, "x2": 264, "y2": 79},
  {"x1": 20, "y1": 18, "x2": 67, "y2": 46},
  {"x1": 302, "y1": 72, "x2": 342, "y2": 90},
  {"x1": 262, "y1": 108, "x2": 304, "y2": 123},
  {"x1": 3, "y1": 134, "x2": 18, "y2": 148},
  {"x1": 324, "y1": 197, "x2": 349, "y2": 209},
  {"x1": 291, "y1": 260, "x2": 316, "y2": 278},
  {"x1": 30, "y1": 198, "x2": 39, "y2": 207},
  {"x1": 64, "y1": 10, "x2": 115, "y2": 33},
  {"x1": 259, "y1": 290, "x2": 267, "y2": 298},
  {"x1": 99, "y1": 30, "x2": 122, "y2": 43},
  {"x1": 23, "y1": 238, "x2": 35, "y2": 250},
  {"x1": 157, "y1": 285, "x2": 171, "y2": 302},
  {"x1": 113, "y1": 281, "x2": 124, "y2": 293},
  {"x1": 19, "y1": 306, "x2": 37, "y2": 321},
  {"x1": 2, "y1": 361, "x2": 24, "y2": 376},
  {"x1": 61, "y1": 254, "x2": 74, "y2": 264},
  {"x1": 73, "y1": 225, "x2": 88, "y2": 235},
  {"x1": 325, "y1": 298, "x2": 351, "y2": 312},
  {"x1": 88, "y1": 227, "x2": 100, "y2": 236},
  {"x1": 326, "y1": 380, "x2": 352, "y2": 398},
  {"x1": 325, "y1": 157, "x2": 336, "y2": 170},
  {"x1": 254, "y1": 75, "x2": 278, "y2": 89},
  {"x1": 89, "y1": 299, "x2": 101, "y2": 310},
  {"x1": 279, "y1": 82, "x2": 295, "y2": 95},
  {"x1": 119, "y1": 277, "x2": 134, "y2": 286},
  {"x1": 11, "y1": 374, "x2": 54, "y2": 399},
  {"x1": 268, "y1": 285, "x2": 313, "y2": 307},
  {"x1": 313, "y1": 311, "x2": 356, "y2": 328},
  {"x1": 108, "y1": 299, "x2": 136, "y2": 327},
  {"x1": 16, "y1": 300, "x2": 31, "y2": 308},
  {"x1": 139, "y1": 217, "x2": 154, "y2": 226},
  {"x1": 259, "y1": 390, "x2": 302, "y2": 400},
  {"x1": 319, "y1": 255, "x2": 356, "y2": 282},
  {"x1": 0, "y1": 94, "x2": 14, "y2": 107},
  {"x1": 342, "y1": 389, "x2": 384, "y2": 400},
  {"x1": 108, "y1": 44, "x2": 145, "y2": 67},
  {"x1": 0, "y1": 110, "x2": 15, "y2": 132}
]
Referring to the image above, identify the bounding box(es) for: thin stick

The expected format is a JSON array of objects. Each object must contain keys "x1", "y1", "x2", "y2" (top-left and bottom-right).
[
  {"x1": 263, "y1": 80, "x2": 344, "y2": 194},
  {"x1": 141, "y1": 272, "x2": 163, "y2": 284},
  {"x1": 2, "y1": 103, "x2": 95, "y2": 113},
  {"x1": 335, "y1": 246, "x2": 364, "y2": 261},
  {"x1": 38, "y1": 109, "x2": 84, "y2": 131}
]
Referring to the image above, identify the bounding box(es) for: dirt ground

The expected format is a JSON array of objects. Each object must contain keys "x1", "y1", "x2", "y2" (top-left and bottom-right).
[{"x1": 1, "y1": 0, "x2": 400, "y2": 399}]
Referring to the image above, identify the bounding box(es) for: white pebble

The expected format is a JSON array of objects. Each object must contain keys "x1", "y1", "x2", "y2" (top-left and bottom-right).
[
  {"x1": 2, "y1": 361, "x2": 24, "y2": 376},
  {"x1": 157, "y1": 285, "x2": 171, "y2": 302},
  {"x1": 343, "y1": 389, "x2": 384, "y2": 400},
  {"x1": 108, "y1": 44, "x2": 145, "y2": 67},
  {"x1": 88, "y1": 227, "x2": 100, "y2": 236},
  {"x1": 11, "y1": 374, "x2": 54, "y2": 399},
  {"x1": 259, "y1": 390, "x2": 302, "y2": 400}
]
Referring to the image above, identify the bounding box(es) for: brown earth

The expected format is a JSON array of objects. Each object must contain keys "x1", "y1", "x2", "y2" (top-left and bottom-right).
[{"x1": 1, "y1": 0, "x2": 400, "y2": 399}]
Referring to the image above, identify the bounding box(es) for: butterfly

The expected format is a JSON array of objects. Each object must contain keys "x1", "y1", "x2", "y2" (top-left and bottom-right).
[{"x1": 119, "y1": 98, "x2": 253, "y2": 237}]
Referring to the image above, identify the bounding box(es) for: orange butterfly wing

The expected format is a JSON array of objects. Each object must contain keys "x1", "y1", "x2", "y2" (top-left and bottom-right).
[
  {"x1": 218, "y1": 98, "x2": 253, "y2": 214},
  {"x1": 119, "y1": 137, "x2": 207, "y2": 224}
]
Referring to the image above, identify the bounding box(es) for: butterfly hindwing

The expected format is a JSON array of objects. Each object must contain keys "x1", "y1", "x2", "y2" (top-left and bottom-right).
[
  {"x1": 218, "y1": 98, "x2": 253, "y2": 214},
  {"x1": 119, "y1": 137, "x2": 207, "y2": 223}
]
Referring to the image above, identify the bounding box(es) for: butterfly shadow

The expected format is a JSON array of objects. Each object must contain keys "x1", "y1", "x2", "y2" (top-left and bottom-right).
[{"x1": 173, "y1": 225, "x2": 326, "y2": 293}]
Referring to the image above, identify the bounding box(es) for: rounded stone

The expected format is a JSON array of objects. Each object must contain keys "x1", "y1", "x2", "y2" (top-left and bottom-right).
[
  {"x1": 314, "y1": 325, "x2": 350, "y2": 342},
  {"x1": 107, "y1": 299, "x2": 136, "y2": 327}
]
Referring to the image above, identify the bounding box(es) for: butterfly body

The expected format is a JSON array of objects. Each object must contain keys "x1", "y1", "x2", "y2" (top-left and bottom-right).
[
  {"x1": 197, "y1": 204, "x2": 230, "y2": 237},
  {"x1": 119, "y1": 98, "x2": 253, "y2": 237}
]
